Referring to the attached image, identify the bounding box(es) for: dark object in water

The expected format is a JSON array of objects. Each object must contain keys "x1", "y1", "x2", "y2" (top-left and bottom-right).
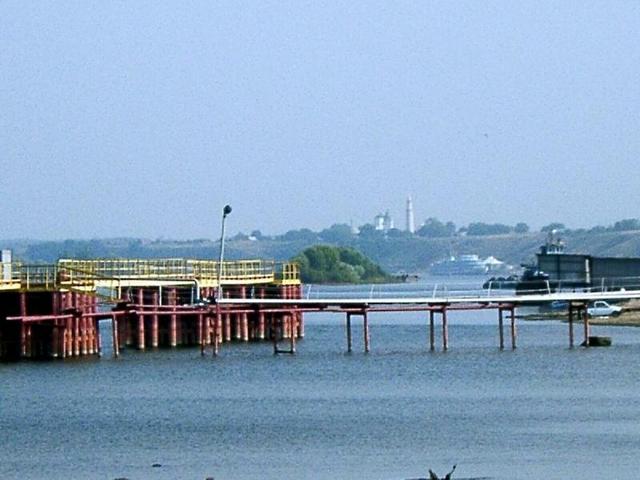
[
  {"x1": 429, "y1": 464, "x2": 456, "y2": 480},
  {"x1": 152, "y1": 464, "x2": 162, "y2": 468},
  {"x1": 581, "y1": 336, "x2": 612, "y2": 347},
  {"x1": 483, "y1": 275, "x2": 518, "y2": 289}
]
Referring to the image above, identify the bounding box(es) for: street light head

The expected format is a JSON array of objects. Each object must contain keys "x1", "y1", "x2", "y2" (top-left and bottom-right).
[{"x1": 223, "y1": 205, "x2": 232, "y2": 216}]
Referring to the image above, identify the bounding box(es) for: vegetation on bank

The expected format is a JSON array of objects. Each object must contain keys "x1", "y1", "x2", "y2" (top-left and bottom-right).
[
  {"x1": 6, "y1": 217, "x2": 640, "y2": 274},
  {"x1": 292, "y1": 245, "x2": 394, "y2": 284}
]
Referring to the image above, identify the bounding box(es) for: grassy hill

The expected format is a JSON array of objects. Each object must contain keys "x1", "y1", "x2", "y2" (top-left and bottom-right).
[{"x1": 4, "y1": 229, "x2": 640, "y2": 274}]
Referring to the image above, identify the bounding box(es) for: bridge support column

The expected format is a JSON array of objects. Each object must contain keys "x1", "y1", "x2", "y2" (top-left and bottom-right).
[
  {"x1": 582, "y1": 303, "x2": 590, "y2": 347},
  {"x1": 346, "y1": 313, "x2": 352, "y2": 353},
  {"x1": 96, "y1": 317, "x2": 102, "y2": 357},
  {"x1": 363, "y1": 311, "x2": 370, "y2": 353},
  {"x1": 151, "y1": 290, "x2": 159, "y2": 348},
  {"x1": 240, "y1": 287, "x2": 249, "y2": 342},
  {"x1": 214, "y1": 307, "x2": 222, "y2": 356},
  {"x1": 258, "y1": 288, "x2": 266, "y2": 340},
  {"x1": 429, "y1": 310, "x2": 435, "y2": 351},
  {"x1": 510, "y1": 306, "x2": 517, "y2": 350},
  {"x1": 51, "y1": 292, "x2": 60, "y2": 358},
  {"x1": 568, "y1": 303, "x2": 575, "y2": 348},
  {"x1": 289, "y1": 314, "x2": 297, "y2": 354},
  {"x1": 137, "y1": 289, "x2": 145, "y2": 350},
  {"x1": 111, "y1": 314, "x2": 120, "y2": 358},
  {"x1": 442, "y1": 307, "x2": 448, "y2": 351},
  {"x1": 199, "y1": 313, "x2": 205, "y2": 356},
  {"x1": 298, "y1": 285, "x2": 305, "y2": 338},
  {"x1": 498, "y1": 307, "x2": 505, "y2": 350},
  {"x1": 224, "y1": 304, "x2": 231, "y2": 342},
  {"x1": 169, "y1": 288, "x2": 177, "y2": 347}
]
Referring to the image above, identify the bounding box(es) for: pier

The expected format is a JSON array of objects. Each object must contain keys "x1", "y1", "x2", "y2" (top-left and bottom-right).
[
  {"x1": 2, "y1": 258, "x2": 640, "y2": 361},
  {"x1": 0, "y1": 259, "x2": 302, "y2": 360}
]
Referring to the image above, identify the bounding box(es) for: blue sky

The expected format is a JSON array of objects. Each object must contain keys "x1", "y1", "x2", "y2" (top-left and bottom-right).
[{"x1": 2, "y1": 1, "x2": 639, "y2": 239}]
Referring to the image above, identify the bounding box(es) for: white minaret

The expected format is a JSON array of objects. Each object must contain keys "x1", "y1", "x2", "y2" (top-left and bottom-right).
[{"x1": 406, "y1": 196, "x2": 415, "y2": 234}]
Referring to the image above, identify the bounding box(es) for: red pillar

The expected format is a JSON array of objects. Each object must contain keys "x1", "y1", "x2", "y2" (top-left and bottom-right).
[
  {"x1": 296, "y1": 284, "x2": 304, "y2": 338},
  {"x1": 224, "y1": 306, "x2": 231, "y2": 342},
  {"x1": 151, "y1": 290, "x2": 159, "y2": 348},
  {"x1": 112, "y1": 314, "x2": 120, "y2": 358},
  {"x1": 240, "y1": 286, "x2": 249, "y2": 342},
  {"x1": 81, "y1": 295, "x2": 88, "y2": 355},
  {"x1": 197, "y1": 312, "x2": 204, "y2": 347},
  {"x1": 258, "y1": 287, "x2": 266, "y2": 340},
  {"x1": 19, "y1": 292, "x2": 27, "y2": 358},
  {"x1": 96, "y1": 318, "x2": 102, "y2": 356},
  {"x1": 51, "y1": 292, "x2": 60, "y2": 358},
  {"x1": 169, "y1": 288, "x2": 177, "y2": 347},
  {"x1": 136, "y1": 289, "x2": 145, "y2": 350}
]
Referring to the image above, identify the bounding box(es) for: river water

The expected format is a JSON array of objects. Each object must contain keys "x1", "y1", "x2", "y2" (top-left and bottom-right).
[{"x1": 2, "y1": 280, "x2": 640, "y2": 480}]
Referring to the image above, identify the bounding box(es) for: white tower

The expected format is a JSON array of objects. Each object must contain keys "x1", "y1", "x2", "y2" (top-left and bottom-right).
[{"x1": 406, "y1": 196, "x2": 415, "y2": 234}]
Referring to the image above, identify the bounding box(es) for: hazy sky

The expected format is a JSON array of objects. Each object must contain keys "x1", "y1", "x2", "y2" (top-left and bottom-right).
[{"x1": 2, "y1": 1, "x2": 639, "y2": 239}]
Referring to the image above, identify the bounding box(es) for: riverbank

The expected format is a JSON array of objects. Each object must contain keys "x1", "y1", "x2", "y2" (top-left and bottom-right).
[{"x1": 519, "y1": 299, "x2": 640, "y2": 327}]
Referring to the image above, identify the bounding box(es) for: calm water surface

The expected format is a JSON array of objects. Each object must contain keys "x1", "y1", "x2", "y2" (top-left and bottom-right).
[{"x1": 2, "y1": 301, "x2": 640, "y2": 479}]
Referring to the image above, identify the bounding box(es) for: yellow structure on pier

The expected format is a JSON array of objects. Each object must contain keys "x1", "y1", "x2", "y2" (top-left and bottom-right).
[{"x1": 0, "y1": 258, "x2": 300, "y2": 297}]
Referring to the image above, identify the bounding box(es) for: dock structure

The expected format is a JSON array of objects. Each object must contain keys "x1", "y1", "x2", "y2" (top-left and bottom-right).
[
  {"x1": 0, "y1": 259, "x2": 302, "y2": 360},
  {"x1": 220, "y1": 289, "x2": 640, "y2": 353},
  {"x1": 3, "y1": 258, "x2": 640, "y2": 361}
]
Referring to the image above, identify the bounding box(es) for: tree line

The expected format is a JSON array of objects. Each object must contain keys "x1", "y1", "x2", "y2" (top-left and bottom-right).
[{"x1": 251, "y1": 217, "x2": 640, "y2": 243}]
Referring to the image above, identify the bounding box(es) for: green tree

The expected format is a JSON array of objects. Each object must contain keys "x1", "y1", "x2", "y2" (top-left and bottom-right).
[
  {"x1": 466, "y1": 222, "x2": 512, "y2": 236},
  {"x1": 293, "y1": 245, "x2": 393, "y2": 284},
  {"x1": 319, "y1": 223, "x2": 354, "y2": 243},
  {"x1": 281, "y1": 228, "x2": 318, "y2": 242},
  {"x1": 417, "y1": 218, "x2": 455, "y2": 238},
  {"x1": 541, "y1": 222, "x2": 565, "y2": 233},
  {"x1": 612, "y1": 218, "x2": 640, "y2": 231}
]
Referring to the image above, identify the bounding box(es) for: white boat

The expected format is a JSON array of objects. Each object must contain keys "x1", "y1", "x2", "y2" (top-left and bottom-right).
[{"x1": 430, "y1": 254, "x2": 488, "y2": 276}]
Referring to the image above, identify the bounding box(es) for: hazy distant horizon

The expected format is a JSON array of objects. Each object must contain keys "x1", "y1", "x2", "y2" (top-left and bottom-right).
[
  {"x1": 3, "y1": 1, "x2": 639, "y2": 239},
  {"x1": 1, "y1": 214, "x2": 637, "y2": 243}
]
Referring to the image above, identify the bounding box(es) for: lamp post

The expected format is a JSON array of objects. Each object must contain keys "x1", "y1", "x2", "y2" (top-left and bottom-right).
[{"x1": 216, "y1": 204, "x2": 232, "y2": 301}]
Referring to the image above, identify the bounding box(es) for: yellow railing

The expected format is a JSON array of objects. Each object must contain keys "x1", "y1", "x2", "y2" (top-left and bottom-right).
[
  {"x1": 276, "y1": 262, "x2": 300, "y2": 285},
  {"x1": 188, "y1": 259, "x2": 275, "y2": 283},
  {"x1": 0, "y1": 263, "x2": 89, "y2": 291},
  {"x1": 0, "y1": 258, "x2": 300, "y2": 292}
]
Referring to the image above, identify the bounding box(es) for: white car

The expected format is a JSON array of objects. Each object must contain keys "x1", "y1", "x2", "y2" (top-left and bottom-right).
[{"x1": 587, "y1": 301, "x2": 622, "y2": 317}]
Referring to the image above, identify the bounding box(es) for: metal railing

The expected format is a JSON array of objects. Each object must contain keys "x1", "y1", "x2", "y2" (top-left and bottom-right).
[
  {"x1": 302, "y1": 274, "x2": 640, "y2": 301},
  {"x1": 276, "y1": 262, "x2": 300, "y2": 284}
]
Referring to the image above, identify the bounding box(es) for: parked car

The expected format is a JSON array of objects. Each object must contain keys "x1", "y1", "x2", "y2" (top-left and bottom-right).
[{"x1": 587, "y1": 301, "x2": 622, "y2": 317}]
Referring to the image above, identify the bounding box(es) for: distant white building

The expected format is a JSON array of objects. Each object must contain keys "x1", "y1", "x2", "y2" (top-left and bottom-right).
[
  {"x1": 405, "y1": 196, "x2": 415, "y2": 234},
  {"x1": 374, "y1": 211, "x2": 394, "y2": 232}
]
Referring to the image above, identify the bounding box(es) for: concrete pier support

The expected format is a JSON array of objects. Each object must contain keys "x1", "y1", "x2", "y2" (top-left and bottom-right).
[
  {"x1": 346, "y1": 312, "x2": 352, "y2": 353},
  {"x1": 429, "y1": 310, "x2": 435, "y2": 351},
  {"x1": 498, "y1": 307, "x2": 505, "y2": 350},
  {"x1": 569, "y1": 303, "x2": 575, "y2": 348},
  {"x1": 442, "y1": 307, "x2": 448, "y2": 351},
  {"x1": 363, "y1": 310, "x2": 370, "y2": 354},
  {"x1": 510, "y1": 306, "x2": 517, "y2": 350}
]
